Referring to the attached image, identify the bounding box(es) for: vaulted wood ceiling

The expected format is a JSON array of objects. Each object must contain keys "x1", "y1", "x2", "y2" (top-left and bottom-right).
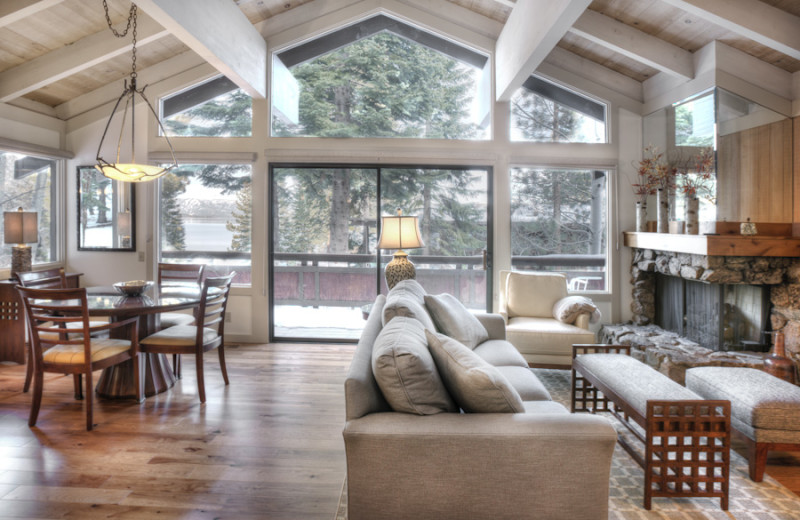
[{"x1": 0, "y1": 0, "x2": 798, "y2": 121}]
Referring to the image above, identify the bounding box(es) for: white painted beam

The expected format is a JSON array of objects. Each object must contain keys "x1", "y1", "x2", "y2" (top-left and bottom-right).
[
  {"x1": 135, "y1": 0, "x2": 267, "y2": 99},
  {"x1": 0, "y1": 13, "x2": 169, "y2": 103},
  {"x1": 569, "y1": 9, "x2": 694, "y2": 80},
  {"x1": 659, "y1": 0, "x2": 800, "y2": 60},
  {"x1": 495, "y1": 0, "x2": 591, "y2": 101},
  {"x1": 0, "y1": 0, "x2": 64, "y2": 29},
  {"x1": 544, "y1": 47, "x2": 643, "y2": 103}
]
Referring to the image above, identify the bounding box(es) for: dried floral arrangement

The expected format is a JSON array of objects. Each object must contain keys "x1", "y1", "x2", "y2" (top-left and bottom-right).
[
  {"x1": 631, "y1": 145, "x2": 674, "y2": 203},
  {"x1": 675, "y1": 147, "x2": 715, "y2": 203}
]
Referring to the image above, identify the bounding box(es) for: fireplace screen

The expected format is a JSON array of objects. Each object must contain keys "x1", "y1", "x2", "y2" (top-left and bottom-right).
[{"x1": 655, "y1": 274, "x2": 770, "y2": 351}]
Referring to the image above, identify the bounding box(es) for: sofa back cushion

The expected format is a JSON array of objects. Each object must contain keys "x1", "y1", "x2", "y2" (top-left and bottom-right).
[
  {"x1": 372, "y1": 317, "x2": 457, "y2": 415},
  {"x1": 345, "y1": 295, "x2": 391, "y2": 421},
  {"x1": 505, "y1": 271, "x2": 568, "y2": 318},
  {"x1": 382, "y1": 279, "x2": 436, "y2": 331},
  {"x1": 424, "y1": 293, "x2": 488, "y2": 349},
  {"x1": 425, "y1": 330, "x2": 525, "y2": 413}
]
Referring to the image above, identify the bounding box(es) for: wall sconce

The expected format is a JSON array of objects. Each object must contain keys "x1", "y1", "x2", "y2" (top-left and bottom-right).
[
  {"x1": 117, "y1": 211, "x2": 132, "y2": 249},
  {"x1": 377, "y1": 209, "x2": 424, "y2": 289},
  {"x1": 3, "y1": 207, "x2": 38, "y2": 278}
]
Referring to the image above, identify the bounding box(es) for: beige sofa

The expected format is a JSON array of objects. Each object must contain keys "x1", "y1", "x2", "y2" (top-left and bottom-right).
[
  {"x1": 343, "y1": 283, "x2": 616, "y2": 520},
  {"x1": 498, "y1": 270, "x2": 597, "y2": 367}
]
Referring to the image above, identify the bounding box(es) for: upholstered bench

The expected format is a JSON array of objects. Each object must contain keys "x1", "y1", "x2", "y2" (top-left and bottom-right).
[
  {"x1": 572, "y1": 345, "x2": 731, "y2": 510},
  {"x1": 686, "y1": 366, "x2": 800, "y2": 482}
]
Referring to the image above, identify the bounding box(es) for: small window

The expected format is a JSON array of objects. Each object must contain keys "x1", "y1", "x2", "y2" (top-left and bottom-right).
[
  {"x1": 161, "y1": 76, "x2": 252, "y2": 137},
  {"x1": 158, "y1": 164, "x2": 252, "y2": 284},
  {"x1": 511, "y1": 76, "x2": 607, "y2": 143},
  {"x1": 0, "y1": 151, "x2": 60, "y2": 269},
  {"x1": 674, "y1": 91, "x2": 714, "y2": 147},
  {"x1": 271, "y1": 14, "x2": 490, "y2": 140},
  {"x1": 510, "y1": 166, "x2": 608, "y2": 291}
]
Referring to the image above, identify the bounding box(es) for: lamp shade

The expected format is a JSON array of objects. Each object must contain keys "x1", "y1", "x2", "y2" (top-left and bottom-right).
[
  {"x1": 117, "y1": 211, "x2": 132, "y2": 236},
  {"x1": 4, "y1": 208, "x2": 38, "y2": 244},
  {"x1": 378, "y1": 215, "x2": 424, "y2": 250}
]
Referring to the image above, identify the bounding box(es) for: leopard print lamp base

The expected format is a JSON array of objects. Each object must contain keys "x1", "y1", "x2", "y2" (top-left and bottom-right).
[{"x1": 384, "y1": 251, "x2": 416, "y2": 289}]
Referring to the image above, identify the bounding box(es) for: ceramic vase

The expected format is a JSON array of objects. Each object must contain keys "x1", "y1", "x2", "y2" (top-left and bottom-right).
[
  {"x1": 685, "y1": 196, "x2": 699, "y2": 235},
  {"x1": 656, "y1": 189, "x2": 668, "y2": 233},
  {"x1": 635, "y1": 202, "x2": 647, "y2": 232}
]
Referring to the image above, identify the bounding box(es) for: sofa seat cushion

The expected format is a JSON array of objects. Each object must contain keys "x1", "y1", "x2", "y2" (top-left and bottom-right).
[
  {"x1": 426, "y1": 331, "x2": 525, "y2": 413},
  {"x1": 424, "y1": 293, "x2": 488, "y2": 349},
  {"x1": 686, "y1": 367, "x2": 800, "y2": 432},
  {"x1": 505, "y1": 271, "x2": 568, "y2": 318},
  {"x1": 372, "y1": 317, "x2": 456, "y2": 415},
  {"x1": 495, "y1": 366, "x2": 552, "y2": 401},
  {"x1": 472, "y1": 340, "x2": 528, "y2": 368},
  {"x1": 523, "y1": 400, "x2": 569, "y2": 414},
  {"x1": 506, "y1": 317, "x2": 595, "y2": 357}
]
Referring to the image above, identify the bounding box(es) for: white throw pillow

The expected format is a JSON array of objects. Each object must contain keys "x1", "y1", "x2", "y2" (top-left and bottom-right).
[
  {"x1": 552, "y1": 295, "x2": 601, "y2": 324},
  {"x1": 425, "y1": 330, "x2": 525, "y2": 414},
  {"x1": 371, "y1": 317, "x2": 456, "y2": 415},
  {"x1": 424, "y1": 293, "x2": 488, "y2": 350}
]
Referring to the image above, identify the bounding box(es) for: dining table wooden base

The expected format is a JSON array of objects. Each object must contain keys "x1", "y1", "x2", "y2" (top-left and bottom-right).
[{"x1": 95, "y1": 353, "x2": 176, "y2": 399}]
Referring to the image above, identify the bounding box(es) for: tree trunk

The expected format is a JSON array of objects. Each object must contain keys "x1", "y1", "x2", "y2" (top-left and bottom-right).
[
  {"x1": 329, "y1": 168, "x2": 350, "y2": 253},
  {"x1": 422, "y1": 181, "x2": 432, "y2": 254},
  {"x1": 590, "y1": 171, "x2": 605, "y2": 255},
  {"x1": 551, "y1": 170, "x2": 562, "y2": 254}
]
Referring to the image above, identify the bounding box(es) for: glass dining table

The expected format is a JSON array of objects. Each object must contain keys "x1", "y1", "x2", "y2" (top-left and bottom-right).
[{"x1": 82, "y1": 284, "x2": 207, "y2": 399}]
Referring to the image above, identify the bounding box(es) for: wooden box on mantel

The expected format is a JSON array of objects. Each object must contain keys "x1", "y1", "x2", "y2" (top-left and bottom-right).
[{"x1": 624, "y1": 222, "x2": 800, "y2": 257}]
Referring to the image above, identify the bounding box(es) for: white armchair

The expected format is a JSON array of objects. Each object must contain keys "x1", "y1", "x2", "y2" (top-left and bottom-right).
[{"x1": 498, "y1": 270, "x2": 597, "y2": 367}]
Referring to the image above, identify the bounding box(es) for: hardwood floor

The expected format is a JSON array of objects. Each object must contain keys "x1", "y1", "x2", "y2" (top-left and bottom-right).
[
  {"x1": 0, "y1": 343, "x2": 353, "y2": 519},
  {"x1": 1, "y1": 343, "x2": 799, "y2": 519}
]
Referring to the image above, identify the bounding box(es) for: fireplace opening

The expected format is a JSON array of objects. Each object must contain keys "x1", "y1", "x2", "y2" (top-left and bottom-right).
[{"x1": 654, "y1": 274, "x2": 771, "y2": 351}]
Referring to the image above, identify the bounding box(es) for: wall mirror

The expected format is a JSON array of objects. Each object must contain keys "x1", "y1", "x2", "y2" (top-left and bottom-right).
[{"x1": 77, "y1": 165, "x2": 136, "y2": 251}]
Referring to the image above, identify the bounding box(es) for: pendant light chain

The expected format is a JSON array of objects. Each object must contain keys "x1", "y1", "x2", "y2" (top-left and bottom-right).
[{"x1": 103, "y1": 1, "x2": 138, "y2": 82}]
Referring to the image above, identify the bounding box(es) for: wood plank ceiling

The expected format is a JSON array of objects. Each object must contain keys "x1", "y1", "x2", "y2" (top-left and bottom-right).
[{"x1": 0, "y1": 0, "x2": 797, "y2": 115}]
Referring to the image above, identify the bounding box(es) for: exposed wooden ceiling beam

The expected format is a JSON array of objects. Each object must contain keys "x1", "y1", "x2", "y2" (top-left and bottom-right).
[
  {"x1": 570, "y1": 9, "x2": 694, "y2": 80},
  {"x1": 0, "y1": 0, "x2": 64, "y2": 29},
  {"x1": 495, "y1": 0, "x2": 591, "y2": 101},
  {"x1": 659, "y1": 0, "x2": 800, "y2": 60},
  {"x1": 492, "y1": 0, "x2": 517, "y2": 7},
  {"x1": 0, "y1": 13, "x2": 169, "y2": 103},
  {"x1": 135, "y1": 0, "x2": 267, "y2": 99}
]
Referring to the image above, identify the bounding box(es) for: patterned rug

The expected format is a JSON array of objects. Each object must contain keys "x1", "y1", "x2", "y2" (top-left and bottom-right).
[{"x1": 336, "y1": 368, "x2": 800, "y2": 519}]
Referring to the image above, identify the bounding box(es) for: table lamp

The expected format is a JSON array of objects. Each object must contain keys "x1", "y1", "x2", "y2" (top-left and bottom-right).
[
  {"x1": 378, "y1": 209, "x2": 424, "y2": 289},
  {"x1": 4, "y1": 207, "x2": 38, "y2": 278},
  {"x1": 117, "y1": 211, "x2": 132, "y2": 248}
]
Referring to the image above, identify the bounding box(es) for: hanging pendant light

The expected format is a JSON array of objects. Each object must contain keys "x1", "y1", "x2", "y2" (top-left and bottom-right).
[{"x1": 96, "y1": 1, "x2": 177, "y2": 183}]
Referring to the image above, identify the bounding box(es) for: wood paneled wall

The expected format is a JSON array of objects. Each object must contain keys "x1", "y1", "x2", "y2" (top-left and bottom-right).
[{"x1": 717, "y1": 119, "x2": 793, "y2": 223}]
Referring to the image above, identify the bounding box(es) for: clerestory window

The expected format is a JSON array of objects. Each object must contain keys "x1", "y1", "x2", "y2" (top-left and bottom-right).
[
  {"x1": 271, "y1": 14, "x2": 490, "y2": 140},
  {"x1": 160, "y1": 76, "x2": 252, "y2": 137}
]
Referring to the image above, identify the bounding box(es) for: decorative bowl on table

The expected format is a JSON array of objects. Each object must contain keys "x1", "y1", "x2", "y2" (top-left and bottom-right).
[{"x1": 113, "y1": 280, "x2": 153, "y2": 296}]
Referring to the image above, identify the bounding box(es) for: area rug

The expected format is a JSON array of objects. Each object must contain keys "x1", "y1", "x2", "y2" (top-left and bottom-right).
[{"x1": 336, "y1": 368, "x2": 800, "y2": 519}]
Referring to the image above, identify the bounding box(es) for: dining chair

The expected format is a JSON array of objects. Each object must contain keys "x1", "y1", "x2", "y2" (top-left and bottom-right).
[
  {"x1": 140, "y1": 272, "x2": 235, "y2": 403},
  {"x1": 156, "y1": 262, "x2": 206, "y2": 377},
  {"x1": 17, "y1": 286, "x2": 143, "y2": 431},
  {"x1": 16, "y1": 268, "x2": 106, "y2": 397}
]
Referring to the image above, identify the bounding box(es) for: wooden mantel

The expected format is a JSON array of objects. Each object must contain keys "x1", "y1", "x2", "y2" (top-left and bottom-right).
[{"x1": 623, "y1": 232, "x2": 800, "y2": 257}]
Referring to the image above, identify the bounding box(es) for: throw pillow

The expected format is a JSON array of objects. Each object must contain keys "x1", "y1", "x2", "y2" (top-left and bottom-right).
[
  {"x1": 383, "y1": 293, "x2": 436, "y2": 331},
  {"x1": 425, "y1": 330, "x2": 525, "y2": 414},
  {"x1": 371, "y1": 317, "x2": 457, "y2": 415},
  {"x1": 424, "y1": 293, "x2": 488, "y2": 349},
  {"x1": 389, "y1": 279, "x2": 427, "y2": 301},
  {"x1": 552, "y1": 295, "x2": 601, "y2": 325}
]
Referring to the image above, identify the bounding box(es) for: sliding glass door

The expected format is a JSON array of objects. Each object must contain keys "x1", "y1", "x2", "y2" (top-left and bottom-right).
[{"x1": 270, "y1": 164, "x2": 491, "y2": 342}]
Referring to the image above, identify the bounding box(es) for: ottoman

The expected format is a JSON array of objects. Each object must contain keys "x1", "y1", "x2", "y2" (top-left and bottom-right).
[{"x1": 686, "y1": 367, "x2": 800, "y2": 482}]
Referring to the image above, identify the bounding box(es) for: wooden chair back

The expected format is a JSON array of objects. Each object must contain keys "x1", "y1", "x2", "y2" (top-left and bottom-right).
[
  {"x1": 158, "y1": 263, "x2": 205, "y2": 286},
  {"x1": 196, "y1": 272, "x2": 236, "y2": 346},
  {"x1": 16, "y1": 268, "x2": 67, "y2": 289}
]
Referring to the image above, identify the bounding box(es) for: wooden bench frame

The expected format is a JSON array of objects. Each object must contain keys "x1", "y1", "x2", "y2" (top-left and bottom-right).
[{"x1": 571, "y1": 344, "x2": 731, "y2": 510}]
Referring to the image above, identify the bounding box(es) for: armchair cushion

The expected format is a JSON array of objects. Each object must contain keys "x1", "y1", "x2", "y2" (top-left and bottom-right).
[
  {"x1": 372, "y1": 317, "x2": 457, "y2": 415},
  {"x1": 424, "y1": 293, "x2": 488, "y2": 349},
  {"x1": 553, "y1": 295, "x2": 601, "y2": 325},
  {"x1": 505, "y1": 271, "x2": 568, "y2": 318},
  {"x1": 425, "y1": 331, "x2": 525, "y2": 413}
]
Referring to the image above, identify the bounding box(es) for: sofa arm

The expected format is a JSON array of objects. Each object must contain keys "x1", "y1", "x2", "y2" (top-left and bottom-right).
[
  {"x1": 475, "y1": 312, "x2": 506, "y2": 340},
  {"x1": 575, "y1": 313, "x2": 590, "y2": 329},
  {"x1": 344, "y1": 412, "x2": 616, "y2": 520}
]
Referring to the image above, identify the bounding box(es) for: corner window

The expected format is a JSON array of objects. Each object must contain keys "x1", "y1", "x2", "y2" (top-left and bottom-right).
[
  {"x1": 1, "y1": 151, "x2": 60, "y2": 269},
  {"x1": 271, "y1": 14, "x2": 490, "y2": 140},
  {"x1": 158, "y1": 164, "x2": 252, "y2": 284},
  {"x1": 161, "y1": 76, "x2": 252, "y2": 137},
  {"x1": 511, "y1": 76, "x2": 607, "y2": 143},
  {"x1": 510, "y1": 167, "x2": 608, "y2": 291}
]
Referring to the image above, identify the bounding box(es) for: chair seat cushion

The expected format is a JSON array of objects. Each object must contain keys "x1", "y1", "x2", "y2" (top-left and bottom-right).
[
  {"x1": 506, "y1": 317, "x2": 595, "y2": 356},
  {"x1": 141, "y1": 325, "x2": 219, "y2": 346},
  {"x1": 159, "y1": 312, "x2": 196, "y2": 328},
  {"x1": 43, "y1": 338, "x2": 132, "y2": 364},
  {"x1": 686, "y1": 367, "x2": 800, "y2": 432}
]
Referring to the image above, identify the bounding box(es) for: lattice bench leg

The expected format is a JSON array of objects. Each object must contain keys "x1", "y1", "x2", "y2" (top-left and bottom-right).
[{"x1": 644, "y1": 400, "x2": 731, "y2": 511}]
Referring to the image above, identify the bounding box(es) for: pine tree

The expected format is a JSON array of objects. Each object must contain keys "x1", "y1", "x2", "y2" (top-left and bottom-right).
[
  {"x1": 226, "y1": 181, "x2": 252, "y2": 252},
  {"x1": 160, "y1": 173, "x2": 187, "y2": 251}
]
